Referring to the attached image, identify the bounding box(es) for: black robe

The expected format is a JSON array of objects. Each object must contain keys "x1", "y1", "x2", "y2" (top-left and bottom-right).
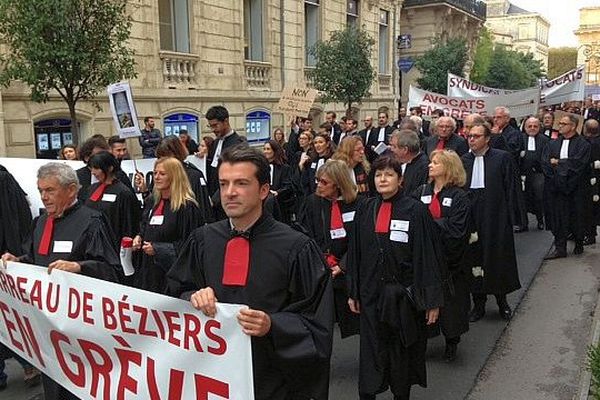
[
  {"x1": 425, "y1": 134, "x2": 469, "y2": 158},
  {"x1": 165, "y1": 214, "x2": 334, "y2": 400},
  {"x1": 541, "y1": 135, "x2": 592, "y2": 247},
  {"x1": 134, "y1": 198, "x2": 202, "y2": 293},
  {"x1": 76, "y1": 166, "x2": 133, "y2": 202},
  {"x1": 18, "y1": 202, "x2": 121, "y2": 400},
  {"x1": 270, "y1": 163, "x2": 294, "y2": 223},
  {"x1": 0, "y1": 165, "x2": 32, "y2": 254},
  {"x1": 298, "y1": 194, "x2": 366, "y2": 338},
  {"x1": 301, "y1": 155, "x2": 330, "y2": 196},
  {"x1": 585, "y1": 135, "x2": 600, "y2": 236},
  {"x1": 519, "y1": 133, "x2": 550, "y2": 223},
  {"x1": 402, "y1": 152, "x2": 429, "y2": 195},
  {"x1": 206, "y1": 131, "x2": 246, "y2": 195},
  {"x1": 489, "y1": 134, "x2": 509, "y2": 152},
  {"x1": 346, "y1": 193, "x2": 445, "y2": 396},
  {"x1": 462, "y1": 148, "x2": 521, "y2": 295},
  {"x1": 414, "y1": 184, "x2": 471, "y2": 340},
  {"x1": 500, "y1": 124, "x2": 524, "y2": 162},
  {"x1": 84, "y1": 180, "x2": 141, "y2": 249}
]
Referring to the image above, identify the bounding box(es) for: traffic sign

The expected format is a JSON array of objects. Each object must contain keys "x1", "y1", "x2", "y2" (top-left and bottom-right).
[{"x1": 397, "y1": 58, "x2": 414, "y2": 73}]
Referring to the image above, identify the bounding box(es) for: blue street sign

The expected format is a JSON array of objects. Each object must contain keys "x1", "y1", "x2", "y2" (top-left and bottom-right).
[{"x1": 397, "y1": 58, "x2": 414, "y2": 73}]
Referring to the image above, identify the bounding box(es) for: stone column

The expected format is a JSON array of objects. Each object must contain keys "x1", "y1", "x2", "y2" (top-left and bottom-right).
[{"x1": 0, "y1": 90, "x2": 6, "y2": 157}]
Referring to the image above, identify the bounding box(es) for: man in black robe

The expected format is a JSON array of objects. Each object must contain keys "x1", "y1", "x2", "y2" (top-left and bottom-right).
[
  {"x1": 2, "y1": 162, "x2": 121, "y2": 400},
  {"x1": 166, "y1": 146, "x2": 333, "y2": 400},
  {"x1": 425, "y1": 116, "x2": 469, "y2": 157},
  {"x1": 520, "y1": 117, "x2": 550, "y2": 230},
  {"x1": 583, "y1": 119, "x2": 600, "y2": 245},
  {"x1": 462, "y1": 123, "x2": 521, "y2": 322},
  {"x1": 359, "y1": 115, "x2": 379, "y2": 163},
  {"x1": 542, "y1": 114, "x2": 592, "y2": 258},
  {"x1": 326, "y1": 111, "x2": 343, "y2": 142},
  {"x1": 390, "y1": 130, "x2": 429, "y2": 195},
  {"x1": 540, "y1": 112, "x2": 559, "y2": 139},
  {"x1": 493, "y1": 107, "x2": 528, "y2": 232}
]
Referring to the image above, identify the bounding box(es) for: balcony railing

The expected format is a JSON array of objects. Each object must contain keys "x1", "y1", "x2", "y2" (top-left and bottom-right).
[
  {"x1": 403, "y1": 0, "x2": 486, "y2": 20},
  {"x1": 159, "y1": 51, "x2": 199, "y2": 86},
  {"x1": 244, "y1": 60, "x2": 271, "y2": 89}
]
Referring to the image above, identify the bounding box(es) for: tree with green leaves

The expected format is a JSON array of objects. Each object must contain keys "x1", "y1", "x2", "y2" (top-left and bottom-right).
[
  {"x1": 470, "y1": 27, "x2": 494, "y2": 83},
  {"x1": 482, "y1": 45, "x2": 544, "y2": 89},
  {"x1": 308, "y1": 26, "x2": 376, "y2": 113},
  {"x1": 548, "y1": 47, "x2": 578, "y2": 79},
  {"x1": 414, "y1": 38, "x2": 468, "y2": 94},
  {"x1": 0, "y1": 0, "x2": 137, "y2": 138}
]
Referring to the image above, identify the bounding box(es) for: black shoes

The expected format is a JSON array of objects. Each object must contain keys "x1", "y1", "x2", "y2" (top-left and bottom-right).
[
  {"x1": 583, "y1": 236, "x2": 596, "y2": 246},
  {"x1": 544, "y1": 250, "x2": 567, "y2": 260},
  {"x1": 498, "y1": 303, "x2": 512, "y2": 321},
  {"x1": 573, "y1": 244, "x2": 584, "y2": 255},
  {"x1": 444, "y1": 343, "x2": 458, "y2": 362},
  {"x1": 469, "y1": 306, "x2": 485, "y2": 322},
  {"x1": 0, "y1": 380, "x2": 6, "y2": 391}
]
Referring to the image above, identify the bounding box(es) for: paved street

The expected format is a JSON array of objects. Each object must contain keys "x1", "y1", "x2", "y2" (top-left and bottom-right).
[{"x1": 3, "y1": 222, "x2": 599, "y2": 400}]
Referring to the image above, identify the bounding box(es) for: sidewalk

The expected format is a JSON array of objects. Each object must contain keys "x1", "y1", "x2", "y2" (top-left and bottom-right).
[{"x1": 467, "y1": 241, "x2": 600, "y2": 400}]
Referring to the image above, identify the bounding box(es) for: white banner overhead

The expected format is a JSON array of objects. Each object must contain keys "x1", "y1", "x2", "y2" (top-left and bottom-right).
[
  {"x1": 408, "y1": 85, "x2": 539, "y2": 119},
  {"x1": 0, "y1": 262, "x2": 254, "y2": 400},
  {"x1": 447, "y1": 65, "x2": 586, "y2": 106}
]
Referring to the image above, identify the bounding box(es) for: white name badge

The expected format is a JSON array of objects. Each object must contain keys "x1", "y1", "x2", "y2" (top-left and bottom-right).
[
  {"x1": 102, "y1": 193, "x2": 117, "y2": 203},
  {"x1": 330, "y1": 228, "x2": 347, "y2": 239},
  {"x1": 390, "y1": 219, "x2": 410, "y2": 232},
  {"x1": 311, "y1": 162, "x2": 317, "y2": 169},
  {"x1": 390, "y1": 231, "x2": 409, "y2": 243},
  {"x1": 342, "y1": 211, "x2": 355, "y2": 222},
  {"x1": 420, "y1": 195, "x2": 432, "y2": 204},
  {"x1": 442, "y1": 197, "x2": 453, "y2": 207},
  {"x1": 53, "y1": 241, "x2": 73, "y2": 253},
  {"x1": 150, "y1": 215, "x2": 164, "y2": 225},
  {"x1": 200, "y1": 177, "x2": 207, "y2": 186},
  {"x1": 591, "y1": 178, "x2": 597, "y2": 186}
]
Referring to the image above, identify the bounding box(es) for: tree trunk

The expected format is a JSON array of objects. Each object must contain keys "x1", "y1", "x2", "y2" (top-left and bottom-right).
[{"x1": 67, "y1": 99, "x2": 79, "y2": 145}]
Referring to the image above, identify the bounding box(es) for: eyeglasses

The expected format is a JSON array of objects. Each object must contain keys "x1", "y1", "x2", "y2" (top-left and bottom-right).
[
  {"x1": 316, "y1": 178, "x2": 332, "y2": 186},
  {"x1": 467, "y1": 134, "x2": 485, "y2": 139}
]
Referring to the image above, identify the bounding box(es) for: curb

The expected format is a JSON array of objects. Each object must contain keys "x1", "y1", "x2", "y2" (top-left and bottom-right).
[{"x1": 578, "y1": 284, "x2": 600, "y2": 400}]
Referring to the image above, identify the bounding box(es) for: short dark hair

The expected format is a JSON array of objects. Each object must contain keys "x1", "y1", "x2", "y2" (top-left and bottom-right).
[
  {"x1": 327, "y1": 111, "x2": 336, "y2": 118},
  {"x1": 205, "y1": 106, "x2": 229, "y2": 121},
  {"x1": 432, "y1": 109, "x2": 445, "y2": 117},
  {"x1": 265, "y1": 140, "x2": 287, "y2": 166},
  {"x1": 219, "y1": 145, "x2": 270, "y2": 186},
  {"x1": 88, "y1": 151, "x2": 120, "y2": 177},
  {"x1": 108, "y1": 135, "x2": 126, "y2": 147},
  {"x1": 80, "y1": 136, "x2": 109, "y2": 163},
  {"x1": 472, "y1": 122, "x2": 492, "y2": 137},
  {"x1": 144, "y1": 116, "x2": 153, "y2": 124},
  {"x1": 179, "y1": 129, "x2": 189, "y2": 135},
  {"x1": 156, "y1": 135, "x2": 187, "y2": 161},
  {"x1": 372, "y1": 155, "x2": 404, "y2": 177},
  {"x1": 410, "y1": 106, "x2": 423, "y2": 116}
]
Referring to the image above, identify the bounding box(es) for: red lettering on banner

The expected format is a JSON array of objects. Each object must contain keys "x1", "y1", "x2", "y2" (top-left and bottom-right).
[
  {"x1": 0, "y1": 301, "x2": 45, "y2": 366},
  {"x1": 82, "y1": 292, "x2": 94, "y2": 325},
  {"x1": 205, "y1": 320, "x2": 227, "y2": 356},
  {"x1": 183, "y1": 313, "x2": 203, "y2": 352},
  {"x1": 133, "y1": 304, "x2": 157, "y2": 338},
  {"x1": 29, "y1": 281, "x2": 60, "y2": 313},
  {"x1": 115, "y1": 345, "x2": 142, "y2": 399},
  {"x1": 68, "y1": 287, "x2": 81, "y2": 319},
  {"x1": 164, "y1": 311, "x2": 182, "y2": 347},
  {"x1": 79, "y1": 339, "x2": 113, "y2": 399},
  {"x1": 152, "y1": 309, "x2": 167, "y2": 340},
  {"x1": 102, "y1": 296, "x2": 118, "y2": 329},
  {"x1": 194, "y1": 374, "x2": 230, "y2": 400},
  {"x1": 117, "y1": 296, "x2": 136, "y2": 334},
  {"x1": 4, "y1": 270, "x2": 21, "y2": 300},
  {"x1": 50, "y1": 330, "x2": 86, "y2": 388},
  {"x1": 16, "y1": 277, "x2": 29, "y2": 304}
]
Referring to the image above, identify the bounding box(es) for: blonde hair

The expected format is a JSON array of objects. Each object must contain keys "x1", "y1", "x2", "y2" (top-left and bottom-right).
[
  {"x1": 429, "y1": 149, "x2": 466, "y2": 188},
  {"x1": 153, "y1": 157, "x2": 198, "y2": 211},
  {"x1": 332, "y1": 136, "x2": 370, "y2": 173},
  {"x1": 316, "y1": 159, "x2": 358, "y2": 204}
]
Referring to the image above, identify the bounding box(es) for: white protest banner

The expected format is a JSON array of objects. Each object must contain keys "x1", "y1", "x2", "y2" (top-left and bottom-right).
[
  {"x1": 274, "y1": 87, "x2": 318, "y2": 118},
  {"x1": 447, "y1": 66, "x2": 585, "y2": 106},
  {"x1": 447, "y1": 72, "x2": 518, "y2": 96},
  {"x1": 592, "y1": 94, "x2": 600, "y2": 102},
  {"x1": 107, "y1": 81, "x2": 141, "y2": 139},
  {"x1": 408, "y1": 85, "x2": 539, "y2": 119},
  {"x1": 540, "y1": 65, "x2": 586, "y2": 105},
  {"x1": 0, "y1": 262, "x2": 254, "y2": 400}
]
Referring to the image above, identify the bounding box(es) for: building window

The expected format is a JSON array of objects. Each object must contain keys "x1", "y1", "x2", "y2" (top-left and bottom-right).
[
  {"x1": 244, "y1": 0, "x2": 264, "y2": 61},
  {"x1": 347, "y1": 0, "x2": 359, "y2": 28},
  {"x1": 518, "y1": 23, "x2": 529, "y2": 40},
  {"x1": 305, "y1": 0, "x2": 320, "y2": 67},
  {"x1": 378, "y1": 9, "x2": 389, "y2": 74},
  {"x1": 164, "y1": 113, "x2": 199, "y2": 142},
  {"x1": 158, "y1": 0, "x2": 190, "y2": 53},
  {"x1": 34, "y1": 119, "x2": 78, "y2": 160},
  {"x1": 245, "y1": 110, "x2": 271, "y2": 144}
]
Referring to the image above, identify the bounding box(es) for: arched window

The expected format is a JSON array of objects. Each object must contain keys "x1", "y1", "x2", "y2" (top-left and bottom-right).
[
  {"x1": 164, "y1": 113, "x2": 199, "y2": 142},
  {"x1": 34, "y1": 118, "x2": 78, "y2": 160},
  {"x1": 245, "y1": 110, "x2": 271, "y2": 144}
]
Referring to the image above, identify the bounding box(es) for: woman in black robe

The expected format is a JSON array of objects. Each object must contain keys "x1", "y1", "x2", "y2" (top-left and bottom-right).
[
  {"x1": 346, "y1": 155, "x2": 446, "y2": 400},
  {"x1": 133, "y1": 157, "x2": 202, "y2": 293},
  {"x1": 332, "y1": 135, "x2": 372, "y2": 195},
  {"x1": 415, "y1": 149, "x2": 471, "y2": 362},
  {"x1": 85, "y1": 151, "x2": 141, "y2": 250},
  {"x1": 299, "y1": 159, "x2": 364, "y2": 338},
  {"x1": 301, "y1": 133, "x2": 334, "y2": 196},
  {"x1": 263, "y1": 140, "x2": 294, "y2": 223}
]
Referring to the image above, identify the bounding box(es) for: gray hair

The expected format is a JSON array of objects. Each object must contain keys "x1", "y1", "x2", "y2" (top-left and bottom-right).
[
  {"x1": 565, "y1": 114, "x2": 579, "y2": 126},
  {"x1": 37, "y1": 162, "x2": 80, "y2": 188},
  {"x1": 437, "y1": 116, "x2": 457, "y2": 130},
  {"x1": 398, "y1": 117, "x2": 418, "y2": 133},
  {"x1": 409, "y1": 115, "x2": 422, "y2": 129},
  {"x1": 391, "y1": 129, "x2": 421, "y2": 154},
  {"x1": 525, "y1": 117, "x2": 540, "y2": 126},
  {"x1": 495, "y1": 106, "x2": 511, "y2": 117}
]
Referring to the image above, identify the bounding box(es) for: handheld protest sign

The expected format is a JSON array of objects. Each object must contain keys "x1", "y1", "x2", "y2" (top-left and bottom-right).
[{"x1": 107, "y1": 81, "x2": 141, "y2": 139}]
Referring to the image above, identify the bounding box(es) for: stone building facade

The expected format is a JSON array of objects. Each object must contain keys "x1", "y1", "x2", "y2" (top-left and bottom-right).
[
  {"x1": 575, "y1": 7, "x2": 600, "y2": 89},
  {"x1": 0, "y1": 0, "x2": 402, "y2": 159},
  {"x1": 484, "y1": 0, "x2": 549, "y2": 70},
  {"x1": 398, "y1": 0, "x2": 486, "y2": 100}
]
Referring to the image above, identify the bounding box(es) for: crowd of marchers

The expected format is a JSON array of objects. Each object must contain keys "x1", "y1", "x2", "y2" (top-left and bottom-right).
[{"x1": 0, "y1": 100, "x2": 599, "y2": 400}]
